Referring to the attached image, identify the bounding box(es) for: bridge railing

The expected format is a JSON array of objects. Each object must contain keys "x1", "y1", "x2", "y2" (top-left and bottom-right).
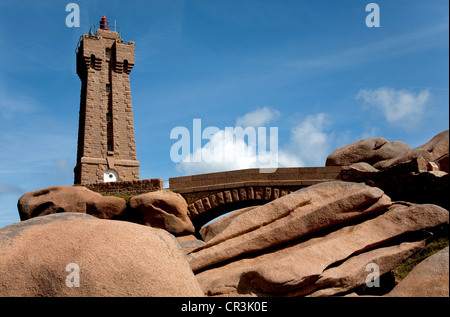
[{"x1": 169, "y1": 166, "x2": 344, "y2": 193}]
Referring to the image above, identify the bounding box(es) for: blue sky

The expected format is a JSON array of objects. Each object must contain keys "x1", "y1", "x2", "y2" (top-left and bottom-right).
[{"x1": 0, "y1": 0, "x2": 448, "y2": 228}]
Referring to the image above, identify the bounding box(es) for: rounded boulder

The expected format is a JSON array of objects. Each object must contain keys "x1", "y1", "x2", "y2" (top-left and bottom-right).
[
  {"x1": 18, "y1": 185, "x2": 126, "y2": 220},
  {"x1": 326, "y1": 138, "x2": 411, "y2": 166},
  {"x1": 129, "y1": 190, "x2": 195, "y2": 236},
  {"x1": 0, "y1": 213, "x2": 204, "y2": 297}
]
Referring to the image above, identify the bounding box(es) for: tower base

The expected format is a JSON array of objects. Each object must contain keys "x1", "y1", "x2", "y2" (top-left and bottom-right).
[{"x1": 74, "y1": 157, "x2": 140, "y2": 185}]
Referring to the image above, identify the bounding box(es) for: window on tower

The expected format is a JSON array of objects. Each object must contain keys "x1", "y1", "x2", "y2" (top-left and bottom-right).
[
  {"x1": 105, "y1": 48, "x2": 110, "y2": 60},
  {"x1": 107, "y1": 141, "x2": 113, "y2": 152},
  {"x1": 90, "y1": 54, "x2": 96, "y2": 68},
  {"x1": 106, "y1": 84, "x2": 111, "y2": 93}
]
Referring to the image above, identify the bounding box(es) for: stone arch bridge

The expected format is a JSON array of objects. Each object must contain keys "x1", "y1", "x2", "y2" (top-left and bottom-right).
[
  {"x1": 86, "y1": 158, "x2": 444, "y2": 232},
  {"x1": 168, "y1": 166, "x2": 345, "y2": 230}
]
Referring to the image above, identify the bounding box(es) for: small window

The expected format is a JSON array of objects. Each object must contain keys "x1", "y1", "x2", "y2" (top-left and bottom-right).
[
  {"x1": 106, "y1": 84, "x2": 111, "y2": 93},
  {"x1": 107, "y1": 141, "x2": 113, "y2": 152},
  {"x1": 90, "y1": 54, "x2": 96, "y2": 68},
  {"x1": 105, "y1": 48, "x2": 110, "y2": 60},
  {"x1": 123, "y1": 60, "x2": 128, "y2": 73},
  {"x1": 106, "y1": 113, "x2": 111, "y2": 122}
]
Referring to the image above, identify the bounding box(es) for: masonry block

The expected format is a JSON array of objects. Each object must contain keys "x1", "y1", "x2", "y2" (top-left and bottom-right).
[
  {"x1": 202, "y1": 197, "x2": 212, "y2": 211},
  {"x1": 273, "y1": 188, "x2": 280, "y2": 199},
  {"x1": 239, "y1": 188, "x2": 247, "y2": 200},
  {"x1": 216, "y1": 192, "x2": 225, "y2": 205},
  {"x1": 224, "y1": 191, "x2": 233, "y2": 203},
  {"x1": 264, "y1": 187, "x2": 272, "y2": 200},
  {"x1": 194, "y1": 200, "x2": 205, "y2": 214},
  {"x1": 247, "y1": 187, "x2": 254, "y2": 200},
  {"x1": 209, "y1": 194, "x2": 219, "y2": 208},
  {"x1": 188, "y1": 204, "x2": 198, "y2": 218},
  {"x1": 254, "y1": 187, "x2": 264, "y2": 200},
  {"x1": 231, "y1": 189, "x2": 240, "y2": 201}
]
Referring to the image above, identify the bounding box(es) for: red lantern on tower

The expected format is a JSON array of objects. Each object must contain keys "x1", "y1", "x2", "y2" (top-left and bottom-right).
[{"x1": 99, "y1": 16, "x2": 109, "y2": 30}]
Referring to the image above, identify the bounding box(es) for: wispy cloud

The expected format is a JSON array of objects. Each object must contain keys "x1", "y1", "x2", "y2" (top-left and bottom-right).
[
  {"x1": 0, "y1": 83, "x2": 37, "y2": 119},
  {"x1": 0, "y1": 183, "x2": 24, "y2": 196},
  {"x1": 356, "y1": 87, "x2": 430, "y2": 125},
  {"x1": 235, "y1": 107, "x2": 280, "y2": 127},
  {"x1": 287, "y1": 22, "x2": 448, "y2": 74},
  {"x1": 289, "y1": 113, "x2": 332, "y2": 166},
  {"x1": 52, "y1": 157, "x2": 74, "y2": 179}
]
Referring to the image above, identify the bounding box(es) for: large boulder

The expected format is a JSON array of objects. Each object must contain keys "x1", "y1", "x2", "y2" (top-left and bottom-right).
[
  {"x1": 194, "y1": 203, "x2": 448, "y2": 296},
  {"x1": 373, "y1": 130, "x2": 449, "y2": 170},
  {"x1": 18, "y1": 185, "x2": 126, "y2": 220},
  {"x1": 435, "y1": 153, "x2": 449, "y2": 173},
  {"x1": 0, "y1": 213, "x2": 204, "y2": 297},
  {"x1": 129, "y1": 190, "x2": 195, "y2": 236},
  {"x1": 188, "y1": 182, "x2": 392, "y2": 272},
  {"x1": 386, "y1": 246, "x2": 449, "y2": 297},
  {"x1": 199, "y1": 206, "x2": 257, "y2": 243},
  {"x1": 244, "y1": 203, "x2": 448, "y2": 294},
  {"x1": 307, "y1": 240, "x2": 426, "y2": 297},
  {"x1": 326, "y1": 138, "x2": 411, "y2": 167}
]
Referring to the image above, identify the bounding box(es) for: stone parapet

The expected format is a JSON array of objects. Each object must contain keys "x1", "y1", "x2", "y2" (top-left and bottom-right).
[
  {"x1": 169, "y1": 166, "x2": 344, "y2": 193},
  {"x1": 84, "y1": 178, "x2": 163, "y2": 197}
]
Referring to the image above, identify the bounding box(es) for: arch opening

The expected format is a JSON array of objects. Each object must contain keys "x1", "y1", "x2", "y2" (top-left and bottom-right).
[{"x1": 191, "y1": 200, "x2": 267, "y2": 239}]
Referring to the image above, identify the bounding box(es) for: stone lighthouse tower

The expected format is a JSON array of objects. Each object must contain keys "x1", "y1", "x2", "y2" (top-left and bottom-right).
[{"x1": 74, "y1": 16, "x2": 140, "y2": 185}]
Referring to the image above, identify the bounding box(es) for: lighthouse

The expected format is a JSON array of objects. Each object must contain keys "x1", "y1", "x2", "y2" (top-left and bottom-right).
[{"x1": 74, "y1": 16, "x2": 140, "y2": 184}]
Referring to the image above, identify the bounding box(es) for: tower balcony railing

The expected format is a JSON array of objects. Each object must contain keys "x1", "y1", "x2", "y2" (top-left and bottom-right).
[{"x1": 75, "y1": 23, "x2": 126, "y2": 53}]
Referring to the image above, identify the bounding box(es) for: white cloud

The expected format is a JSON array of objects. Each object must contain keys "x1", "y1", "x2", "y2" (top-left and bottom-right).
[
  {"x1": 235, "y1": 107, "x2": 280, "y2": 127},
  {"x1": 289, "y1": 113, "x2": 331, "y2": 166},
  {"x1": 175, "y1": 109, "x2": 333, "y2": 175},
  {"x1": 357, "y1": 87, "x2": 430, "y2": 124},
  {"x1": 177, "y1": 127, "x2": 302, "y2": 175}
]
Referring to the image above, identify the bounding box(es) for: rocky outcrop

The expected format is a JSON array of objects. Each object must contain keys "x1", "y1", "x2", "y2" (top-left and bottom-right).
[
  {"x1": 129, "y1": 190, "x2": 195, "y2": 235},
  {"x1": 307, "y1": 240, "x2": 426, "y2": 297},
  {"x1": 326, "y1": 130, "x2": 449, "y2": 172},
  {"x1": 17, "y1": 185, "x2": 195, "y2": 237},
  {"x1": 191, "y1": 185, "x2": 449, "y2": 297},
  {"x1": 326, "y1": 138, "x2": 411, "y2": 167},
  {"x1": 10, "y1": 131, "x2": 449, "y2": 298},
  {"x1": 199, "y1": 206, "x2": 257, "y2": 243},
  {"x1": 374, "y1": 130, "x2": 449, "y2": 170},
  {"x1": 0, "y1": 213, "x2": 204, "y2": 297},
  {"x1": 188, "y1": 182, "x2": 392, "y2": 272},
  {"x1": 243, "y1": 203, "x2": 447, "y2": 294},
  {"x1": 386, "y1": 246, "x2": 449, "y2": 297},
  {"x1": 435, "y1": 153, "x2": 449, "y2": 173},
  {"x1": 329, "y1": 130, "x2": 449, "y2": 210},
  {"x1": 18, "y1": 185, "x2": 126, "y2": 220}
]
